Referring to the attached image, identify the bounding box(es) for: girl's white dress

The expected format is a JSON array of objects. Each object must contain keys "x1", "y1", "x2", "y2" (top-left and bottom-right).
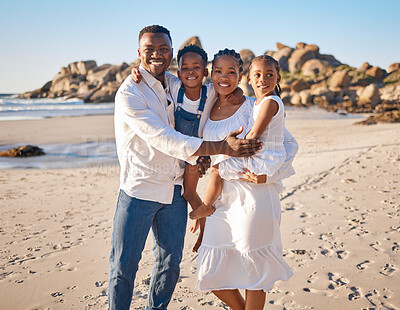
[
  {"x1": 196, "y1": 96, "x2": 293, "y2": 292},
  {"x1": 219, "y1": 95, "x2": 287, "y2": 180}
]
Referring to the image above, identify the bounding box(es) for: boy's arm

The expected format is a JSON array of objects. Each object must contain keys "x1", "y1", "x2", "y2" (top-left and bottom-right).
[
  {"x1": 226, "y1": 87, "x2": 245, "y2": 105},
  {"x1": 245, "y1": 98, "x2": 278, "y2": 140}
]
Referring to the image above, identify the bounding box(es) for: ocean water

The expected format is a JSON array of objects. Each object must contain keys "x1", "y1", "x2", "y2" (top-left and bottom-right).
[
  {"x1": 0, "y1": 94, "x2": 365, "y2": 169},
  {"x1": 0, "y1": 94, "x2": 114, "y2": 121}
]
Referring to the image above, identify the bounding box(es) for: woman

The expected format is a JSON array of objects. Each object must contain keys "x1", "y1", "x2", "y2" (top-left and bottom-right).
[{"x1": 195, "y1": 49, "x2": 294, "y2": 310}]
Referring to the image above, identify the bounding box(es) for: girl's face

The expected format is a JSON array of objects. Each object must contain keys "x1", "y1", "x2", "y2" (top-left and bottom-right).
[
  {"x1": 211, "y1": 55, "x2": 242, "y2": 96},
  {"x1": 248, "y1": 60, "x2": 281, "y2": 98}
]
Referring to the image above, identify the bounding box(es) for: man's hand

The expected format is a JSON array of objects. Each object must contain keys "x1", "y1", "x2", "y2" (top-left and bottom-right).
[
  {"x1": 224, "y1": 127, "x2": 262, "y2": 157},
  {"x1": 131, "y1": 66, "x2": 142, "y2": 83},
  {"x1": 226, "y1": 87, "x2": 244, "y2": 105},
  {"x1": 196, "y1": 156, "x2": 211, "y2": 177},
  {"x1": 238, "y1": 168, "x2": 267, "y2": 184}
]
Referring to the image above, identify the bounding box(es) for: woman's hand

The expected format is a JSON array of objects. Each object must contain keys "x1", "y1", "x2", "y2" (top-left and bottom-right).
[
  {"x1": 131, "y1": 66, "x2": 142, "y2": 83},
  {"x1": 238, "y1": 168, "x2": 267, "y2": 184}
]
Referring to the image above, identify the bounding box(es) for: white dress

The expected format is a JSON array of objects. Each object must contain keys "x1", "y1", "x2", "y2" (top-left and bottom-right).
[
  {"x1": 219, "y1": 95, "x2": 286, "y2": 180},
  {"x1": 196, "y1": 97, "x2": 293, "y2": 292}
]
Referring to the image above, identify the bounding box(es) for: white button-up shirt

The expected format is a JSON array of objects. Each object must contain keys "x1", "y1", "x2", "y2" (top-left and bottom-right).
[{"x1": 114, "y1": 66, "x2": 202, "y2": 204}]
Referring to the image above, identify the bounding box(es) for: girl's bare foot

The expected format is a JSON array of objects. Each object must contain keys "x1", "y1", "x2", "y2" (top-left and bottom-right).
[{"x1": 189, "y1": 204, "x2": 215, "y2": 220}]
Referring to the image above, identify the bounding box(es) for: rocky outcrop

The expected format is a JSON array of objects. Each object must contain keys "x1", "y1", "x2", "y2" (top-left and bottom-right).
[
  {"x1": 179, "y1": 36, "x2": 202, "y2": 50},
  {"x1": 18, "y1": 38, "x2": 399, "y2": 123},
  {"x1": 20, "y1": 60, "x2": 133, "y2": 103},
  {"x1": 0, "y1": 145, "x2": 45, "y2": 157}
]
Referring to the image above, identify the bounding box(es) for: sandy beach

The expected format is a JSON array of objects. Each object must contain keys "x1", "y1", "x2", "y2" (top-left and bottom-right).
[{"x1": 0, "y1": 110, "x2": 399, "y2": 309}]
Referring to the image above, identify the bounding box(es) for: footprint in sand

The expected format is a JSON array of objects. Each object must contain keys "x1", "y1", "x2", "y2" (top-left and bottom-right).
[
  {"x1": 370, "y1": 241, "x2": 384, "y2": 252},
  {"x1": 365, "y1": 289, "x2": 399, "y2": 309},
  {"x1": 392, "y1": 242, "x2": 399, "y2": 253},
  {"x1": 319, "y1": 247, "x2": 334, "y2": 257},
  {"x1": 348, "y1": 286, "x2": 363, "y2": 301},
  {"x1": 328, "y1": 272, "x2": 348, "y2": 290},
  {"x1": 303, "y1": 287, "x2": 333, "y2": 297},
  {"x1": 379, "y1": 264, "x2": 397, "y2": 276},
  {"x1": 336, "y1": 250, "x2": 349, "y2": 259},
  {"x1": 307, "y1": 272, "x2": 318, "y2": 283},
  {"x1": 357, "y1": 260, "x2": 373, "y2": 270}
]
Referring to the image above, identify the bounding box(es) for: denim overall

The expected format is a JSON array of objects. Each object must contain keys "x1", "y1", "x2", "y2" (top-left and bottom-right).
[{"x1": 174, "y1": 84, "x2": 209, "y2": 164}]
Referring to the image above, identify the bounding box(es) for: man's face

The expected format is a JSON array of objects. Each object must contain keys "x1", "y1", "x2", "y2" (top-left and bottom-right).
[{"x1": 138, "y1": 33, "x2": 173, "y2": 82}]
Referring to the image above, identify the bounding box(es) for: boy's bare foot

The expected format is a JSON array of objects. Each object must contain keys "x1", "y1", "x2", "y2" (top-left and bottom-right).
[
  {"x1": 189, "y1": 204, "x2": 215, "y2": 220},
  {"x1": 189, "y1": 219, "x2": 200, "y2": 233}
]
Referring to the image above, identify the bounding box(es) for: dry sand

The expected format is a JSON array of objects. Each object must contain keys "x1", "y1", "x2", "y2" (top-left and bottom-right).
[{"x1": 0, "y1": 111, "x2": 399, "y2": 309}]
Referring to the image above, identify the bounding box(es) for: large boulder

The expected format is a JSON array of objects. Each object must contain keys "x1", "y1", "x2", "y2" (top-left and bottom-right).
[
  {"x1": 305, "y1": 44, "x2": 319, "y2": 53},
  {"x1": 290, "y1": 79, "x2": 310, "y2": 92},
  {"x1": 358, "y1": 62, "x2": 372, "y2": 72},
  {"x1": 301, "y1": 59, "x2": 331, "y2": 76},
  {"x1": 317, "y1": 54, "x2": 341, "y2": 67},
  {"x1": 276, "y1": 42, "x2": 289, "y2": 50},
  {"x1": 388, "y1": 63, "x2": 400, "y2": 73},
  {"x1": 288, "y1": 49, "x2": 316, "y2": 73},
  {"x1": 86, "y1": 64, "x2": 116, "y2": 86},
  {"x1": 358, "y1": 84, "x2": 381, "y2": 106},
  {"x1": 296, "y1": 42, "x2": 307, "y2": 49},
  {"x1": 0, "y1": 145, "x2": 45, "y2": 157},
  {"x1": 239, "y1": 49, "x2": 255, "y2": 75},
  {"x1": 365, "y1": 66, "x2": 385, "y2": 80},
  {"x1": 179, "y1": 36, "x2": 202, "y2": 50},
  {"x1": 77, "y1": 60, "x2": 97, "y2": 75},
  {"x1": 380, "y1": 85, "x2": 400, "y2": 101},
  {"x1": 274, "y1": 47, "x2": 293, "y2": 72},
  {"x1": 329, "y1": 70, "x2": 351, "y2": 89}
]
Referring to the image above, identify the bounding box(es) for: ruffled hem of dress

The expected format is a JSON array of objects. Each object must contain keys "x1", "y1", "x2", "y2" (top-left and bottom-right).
[{"x1": 196, "y1": 244, "x2": 293, "y2": 292}]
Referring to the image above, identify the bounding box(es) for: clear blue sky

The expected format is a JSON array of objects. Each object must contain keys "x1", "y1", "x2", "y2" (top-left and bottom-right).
[{"x1": 1, "y1": 0, "x2": 399, "y2": 93}]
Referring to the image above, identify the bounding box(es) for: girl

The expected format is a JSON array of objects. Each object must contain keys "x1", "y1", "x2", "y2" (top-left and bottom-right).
[{"x1": 194, "y1": 50, "x2": 293, "y2": 310}]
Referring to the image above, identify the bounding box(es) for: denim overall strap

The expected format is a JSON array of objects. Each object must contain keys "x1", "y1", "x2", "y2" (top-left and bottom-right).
[
  {"x1": 197, "y1": 85, "x2": 207, "y2": 113},
  {"x1": 177, "y1": 84, "x2": 185, "y2": 104}
]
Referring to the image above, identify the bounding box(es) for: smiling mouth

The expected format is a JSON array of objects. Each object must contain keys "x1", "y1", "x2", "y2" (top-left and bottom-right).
[
  {"x1": 150, "y1": 60, "x2": 164, "y2": 66},
  {"x1": 218, "y1": 83, "x2": 230, "y2": 87},
  {"x1": 187, "y1": 77, "x2": 197, "y2": 80}
]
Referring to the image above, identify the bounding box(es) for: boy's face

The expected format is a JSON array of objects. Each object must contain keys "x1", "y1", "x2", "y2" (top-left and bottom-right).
[
  {"x1": 178, "y1": 52, "x2": 208, "y2": 89},
  {"x1": 138, "y1": 32, "x2": 173, "y2": 82}
]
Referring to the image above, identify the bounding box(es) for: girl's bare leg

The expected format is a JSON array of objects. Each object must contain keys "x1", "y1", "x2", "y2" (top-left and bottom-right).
[
  {"x1": 189, "y1": 166, "x2": 222, "y2": 220},
  {"x1": 212, "y1": 289, "x2": 245, "y2": 310},
  {"x1": 245, "y1": 290, "x2": 266, "y2": 310}
]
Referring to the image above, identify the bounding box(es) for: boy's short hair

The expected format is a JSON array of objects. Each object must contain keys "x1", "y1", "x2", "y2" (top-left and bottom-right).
[
  {"x1": 177, "y1": 44, "x2": 208, "y2": 68},
  {"x1": 139, "y1": 25, "x2": 172, "y2": 43}
]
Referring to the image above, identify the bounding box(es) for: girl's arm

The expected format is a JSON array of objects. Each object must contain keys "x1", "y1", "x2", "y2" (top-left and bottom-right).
[{"x1": 245, "y1": 98, "x2": 278, "y2": 140}]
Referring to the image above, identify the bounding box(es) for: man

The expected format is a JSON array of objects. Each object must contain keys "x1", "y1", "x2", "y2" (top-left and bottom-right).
[{"x1": 109, "y1": 25, "x2": 263, "y2": 310}]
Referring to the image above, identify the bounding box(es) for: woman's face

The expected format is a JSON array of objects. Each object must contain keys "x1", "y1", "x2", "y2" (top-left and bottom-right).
[{"x1": 211, "y1": 55, "x2": 242, "y2": 96}]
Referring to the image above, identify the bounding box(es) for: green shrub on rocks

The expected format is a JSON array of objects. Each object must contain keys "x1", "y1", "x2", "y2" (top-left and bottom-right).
[{"x1": 383, "y1": 70, "x2": 400, "y2": 85}]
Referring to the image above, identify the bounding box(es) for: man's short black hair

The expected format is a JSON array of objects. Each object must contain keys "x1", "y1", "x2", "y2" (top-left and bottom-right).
[
  {"x1": 139, "y1": 25, "x2": 172, "y2": 43},
  {"x1": 177, "y1": 44, "x2": 208, "y2": 68}
]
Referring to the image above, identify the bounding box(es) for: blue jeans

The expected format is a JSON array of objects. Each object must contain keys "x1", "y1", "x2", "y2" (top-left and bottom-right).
[{"x1": 108, "y1": 186, "x2": 188, "y2": 309}]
